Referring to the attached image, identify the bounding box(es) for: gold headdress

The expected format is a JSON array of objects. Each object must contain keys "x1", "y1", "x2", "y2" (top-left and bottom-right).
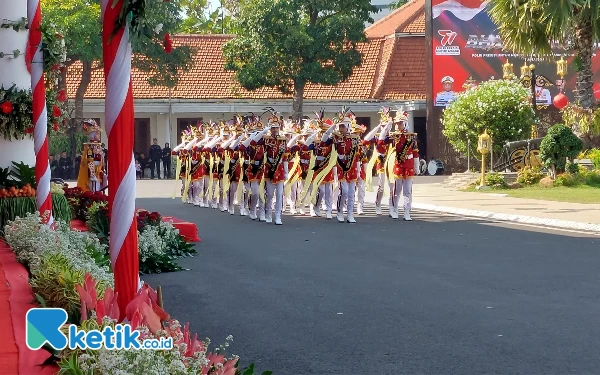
[{"x1": 83, "y1": 119, "x2": 101, "y2": 142}]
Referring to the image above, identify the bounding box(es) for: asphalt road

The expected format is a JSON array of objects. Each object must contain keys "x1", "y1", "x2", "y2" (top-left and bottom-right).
[{"x1": 140, "y1": 198, "x2": 600, "y2": 375}]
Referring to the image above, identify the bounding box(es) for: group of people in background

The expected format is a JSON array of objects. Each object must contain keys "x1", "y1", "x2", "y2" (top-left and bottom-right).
[
  {"x1": 50, "y1": 143, "x2": 108, "y2": 181},
  {"x1": 171, "y1": 106, "x2": 421, "y2": 225},
  {"x1": 135, "y1": 139, "x2": 172, "y2": 179}
]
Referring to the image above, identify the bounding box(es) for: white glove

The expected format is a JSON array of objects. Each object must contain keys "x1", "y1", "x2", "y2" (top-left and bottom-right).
[
  {"x1": 378, "y1": 121, "x2": 392, "y2": 141},
  {"x1": 287, "y1": 134, "x2": 301, "y2": 148},
  {"x1": 414, "y1": 157, "x2": 420, "y2": 174},
  {"x1": 305, "y1": 133, "x2": 317, "y2": 145},
  {"x1": 284, "y1": 172, "x2": 289, "y2": 181},
  {"x1": 363, "y1": 124, "x2": 381, "y2": 142}
]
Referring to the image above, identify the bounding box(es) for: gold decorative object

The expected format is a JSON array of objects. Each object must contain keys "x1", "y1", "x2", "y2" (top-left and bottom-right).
[
  {"x1": 556, "y1": 56, "x2": 568, "y2": 79},
  {"x1": 462, "y1": 76, "x2": 477, "y2": 89},
  {"x1": 477, "y1": 130, "x2": 491, "y2": 187},
  {"x1": 520, "y1": 62, "x2": 532, "y2": 78},
  {"x1": 503, "y1": 60, "x2": 515, "y2": 80}
]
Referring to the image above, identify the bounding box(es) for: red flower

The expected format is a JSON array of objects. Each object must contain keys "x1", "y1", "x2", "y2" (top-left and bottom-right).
[
  {"x1": 57, "y1": 90, "x2": 67, "y2": 102},
  {"x1": 53, "y1": 122, "x2": 59, "y2": 131},
  {"x1": 148, "y1": 213, "x2": 159, "y2": 222},
  {"x1": 53, "y1": 105, "x2": 62, "y2": 117},
  {"x1": 52, "y1": 64, "x2": 60, "y2": 71},
  {"x1": 163, "y1": 33, "x2": 173, "y2": 54},
  {"x1": 1, "y1": 101, "x2": 13, "y2": 114},
  {"x1": 25, "y1": 126, "x2": 34, "y2": 134}
]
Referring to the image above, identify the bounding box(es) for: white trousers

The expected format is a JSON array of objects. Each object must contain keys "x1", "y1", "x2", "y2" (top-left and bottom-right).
[
  {"x1": 356, "y1": 177, "x2": 365, "y2": 208},
  {"x1": 249, "y1": 181, "x2": 265, "y2": 214},
  {"x1": 391, "y1": 178, "x2": 413, "y2": 212},
  {"x1": 314, "y1": 182, "x2": 332, "y2": 212},
  {"x1": 192, "y1": 179, "x2": 204, "y2": 205},
  {"x1": 332, "y1": 182, "x2": 340, "y2": 210},
  {"x1": 376, "y1": 172, "x2": 386, "y2": 207},
  {"x1": 228, "y1": 181, "x2": 238, "y2": 212},
  {"x1": 288, "y1": 180, "x2": 299, "y2": 211},
  {"x1": 265, "y1": 180, "x2": 284, "y2": 218},
  {"x1": 338, "y1": 180, "x2": 356, "y2": 217},
  {"x1": 241, "y1": 182, "x2": 250, "y2": 212},
  {"x1": 201, "y1": 176, "x2": 210, "y2": 204}
]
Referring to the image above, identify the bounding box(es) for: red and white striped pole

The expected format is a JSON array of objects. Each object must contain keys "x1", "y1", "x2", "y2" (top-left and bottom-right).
[
  {"x1": 27, "y1": 0, "x2": 53, "y2": 225},
  {"x1": 101, "y1": 0, "x2": 139, "y2": 319}
]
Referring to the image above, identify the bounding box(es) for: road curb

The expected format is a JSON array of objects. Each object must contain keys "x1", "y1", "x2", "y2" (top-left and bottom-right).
[{"x1": 412, "y1": 203, "x2": 600, "y2": 234}]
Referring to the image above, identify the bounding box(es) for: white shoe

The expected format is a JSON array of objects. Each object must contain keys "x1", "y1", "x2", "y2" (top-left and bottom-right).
[
  {"x1": 249, "y1": 210, "x2": 257, "y2": 220},
  {"x1": 299, "y1": 208, "x2": 305, "y2": 215},
  {"x1": 357, "y1": 205, "x2": 364, "y2": 215},
  {"x1": 314, "y1": 208, "x2": 321, "y2": 217},
  {"x1": 229, "y1": 209, "x2": 235, "y2": 215},
  {"x1": 265, "y1": 214, "x2": 272, "y2": 224},
  {"x1": 347, "y1": 215, "x2": 356, "y2": 223},
  {"x1": 240, "y1": 208, "x2": 247, "y2": 216},
  {"x1": 391, "y1": 209, "x2": 399, "y2": 219},
  {"x1": 290, "y1": 208, "x2": 297, "y2": 215},
  {"x1": 337, "y1": 212, "x2": 344, "y2": 223},
  {"x1": 403, "y1": 211, "x2": 412, "y2": 221},
  {"x1": 375, "y1": 206, "x2": 382, "y2": 215},
  {"x1": 259, "y1": 212, "x2": 266, "y2": 222},
  {"x1": 275, "y1": 215, "x2": 282, "y2": 225},
  {"x1": 326, "y1": 210, "x2": 332, "y2": 219}
]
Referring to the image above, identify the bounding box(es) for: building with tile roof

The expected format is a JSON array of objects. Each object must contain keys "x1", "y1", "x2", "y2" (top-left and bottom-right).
[{"x1": 69, "y1": 0, "x2": 427, "y2": 156}]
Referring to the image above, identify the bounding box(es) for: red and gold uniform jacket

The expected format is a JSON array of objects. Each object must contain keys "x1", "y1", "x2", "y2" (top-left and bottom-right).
[
  {"x1": 358, "y1": 144, "x2": 369, "y2": 181},
  {"x1": 177, "y1": 150, "x2": 189, "y2": 179},
  {"x1": 290, "y1": 143, "x2": 313, "y2": 180},
  {"x1": 334, "y1": 133, "x2": 361, "y2": 182},
  {"x1": 376, "y1": 133, "x2": 419, "y2": 179},
  {"x1": 258, "y1": 136, "x2": 289, "y2": 184},
  {"x1": 363, "y1": 139, "x2": 387, "y2": 174},
  {"x1": 312, "y1": 138, "x2": 335, "y2": 184},
  {"x1": 225, "y1": 146, "x2": 243, "y2": 183},
  {"x1": 190, "y1": 147, "x2": 206, "y2": 181},
  {"x1": 239, "y1": 140, "x2": 264, "y2": 182}
]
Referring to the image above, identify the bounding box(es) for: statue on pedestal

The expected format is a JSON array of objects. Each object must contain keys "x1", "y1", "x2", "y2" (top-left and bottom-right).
[{"x1": 77, "y1": 119, "x2": 107, "y2": 192}]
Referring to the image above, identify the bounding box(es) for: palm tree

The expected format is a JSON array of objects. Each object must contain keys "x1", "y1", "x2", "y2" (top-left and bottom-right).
[{"x1": 488, "y1": 0, "x2": 599, "y2": 110}]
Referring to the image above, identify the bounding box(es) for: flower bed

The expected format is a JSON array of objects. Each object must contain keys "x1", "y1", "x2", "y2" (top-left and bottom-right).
[
  {"x1": 0, "y1": 194, "x2": 71, "y2": 232},
  {"x1": 65, "y1": 187, "x2": 197, "y2": 274},
  {"x1": 2, "y1": 213, "x2": 271, "y2": 374}
]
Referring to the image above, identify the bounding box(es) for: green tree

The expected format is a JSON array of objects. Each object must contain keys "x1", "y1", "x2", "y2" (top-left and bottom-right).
[
  {"x1": 442, "y1": 79, "x2": 535, "y2": 159},
  {"x1": 389, "y1": 0, "x2": 409, "y2": 9},
  {"x1": 540, "y1": 124, "x2": 584, "y2": 178},
  {"x1": 42, "y1": 0, "x2": 194, "y2": 156},
  {"x1": 179, "y1": 0, "x2": 237, "y2": 34},
  {"x1": 222, "y1": 0, "x2": 377, "y2": 119},
  {"x1": 488, "y1": 0, "x2": 598, "y2": 110}
]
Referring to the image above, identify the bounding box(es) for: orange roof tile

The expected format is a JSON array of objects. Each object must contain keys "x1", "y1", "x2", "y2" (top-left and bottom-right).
[
  {"x1": 66, "y1": 23, "x2": 427, "y2": 101},
  {"x1": 379, "y1": 38, "x2": 427, "y2": 100},
  {"x1": 365, "y1": 0, "x2": 425, "y2": 38},
  {"x1": 67, "y1": 35, "x2": 386, "y2": 100}
]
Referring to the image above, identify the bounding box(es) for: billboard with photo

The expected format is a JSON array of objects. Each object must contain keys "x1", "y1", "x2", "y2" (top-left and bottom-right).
[{"x1": 431, "y1": 0, "x2": 600, "y2": 108}]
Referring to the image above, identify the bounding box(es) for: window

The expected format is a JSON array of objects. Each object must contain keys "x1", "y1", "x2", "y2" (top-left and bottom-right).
[{"x1": 177, "y1": 118, "x2": 203, "y2": 144}]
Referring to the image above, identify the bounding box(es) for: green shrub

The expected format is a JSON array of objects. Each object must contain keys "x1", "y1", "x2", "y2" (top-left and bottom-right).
[
  {"x1": 442, "y1": 79, "x2": 534, "y2": 158},
  {"x1": 555, "y1": 173, "x2": 580, "y2": 187},
  {"x1": 476, "y1": 171, "x2": 508, "y2": 188},
  {"x1": 517, "y1": 166, "x2": 546, "y2": 185},
  {"x1": 584, "y1": 148, "x2": 600, "y2": 169},
  {"x1": 578, "y1": 167, "x2": 600, "y2": 186},
  {"x1": 540, "y1": 124, "x2": 583, "y2": 177},
  {"x1": 566, "y1": 162, "x2": 580, "y2": 175}
]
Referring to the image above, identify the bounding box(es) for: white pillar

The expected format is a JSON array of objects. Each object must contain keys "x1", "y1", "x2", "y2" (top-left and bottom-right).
[
  {"x1": 407, "y1": 111, "x2": 415, "y2": 133},
  {"x1": 0, "y1": 1, "x2": 34, "y2": 169}
]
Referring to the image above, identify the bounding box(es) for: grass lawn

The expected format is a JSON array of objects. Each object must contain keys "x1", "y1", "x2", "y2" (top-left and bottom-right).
[{"x1": 464, "y1": 185, "x2": 600, "y2": 204}]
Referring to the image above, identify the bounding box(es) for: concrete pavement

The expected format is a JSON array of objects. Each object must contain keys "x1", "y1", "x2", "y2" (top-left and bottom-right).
[{"x1": 140, "y1": 197, "x2": 600, "y2": 375}]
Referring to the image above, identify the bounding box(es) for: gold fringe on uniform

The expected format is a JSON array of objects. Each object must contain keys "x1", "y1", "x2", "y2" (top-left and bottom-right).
[
  {"x1": 206, "y1": 155, "x2": 215, "y2": 200},
  {"x1": 258, "y1": 154, "x2": 267, "y2": 202},
  {"x1": 304, "y1": 148, "x2": 338, "y2": 206},
  {"x1": 365, "y1": 149, "x2": 380, "y2": 192},
  {"x1": 222, "y1": 151, "x2": 231, "y2": 200},
  {"x1": 385, "y1": 147, "x2": 396, "y2": 197},
  {"x1": 236, "y1": 158, "x2": 245, "y2": 204},
  {"x1": 298, "y1": 152, "x2": 317, "y2": 203},
  {"x1": 212, "y1": 156, "x2": 221, "y2": 200},
  {"x1": 284, "y1": 152, "x2": 300, "y2": 198},
  {"x1": 182, "y1": 156, "x2": 192, "y2": 202}
]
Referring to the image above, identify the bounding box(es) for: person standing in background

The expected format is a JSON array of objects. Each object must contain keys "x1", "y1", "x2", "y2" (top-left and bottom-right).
[
  {"x1": 49, "y1": 155, "x2": 58, "y2": 179},
  {"x1": 162, "y1": 142, "x2": 172, "y2": 179},
  {"x1": 149, "y1": 138, "x2": 162, "y2": 179},
  {"x1": 58, "y1": 151, "x2": 72, "y2": 180}
]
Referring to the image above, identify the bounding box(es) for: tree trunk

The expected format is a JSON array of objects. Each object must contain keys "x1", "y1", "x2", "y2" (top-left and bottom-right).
[
  {"x1": 291, "y1": 80, "x2": 305, "y2": 122},
  {"x1": 573, "y1": 14, "x2": 594, "y2": 109},
  {"x1": 69, "y1": 60, "x2": 93, "y2": 158}
]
